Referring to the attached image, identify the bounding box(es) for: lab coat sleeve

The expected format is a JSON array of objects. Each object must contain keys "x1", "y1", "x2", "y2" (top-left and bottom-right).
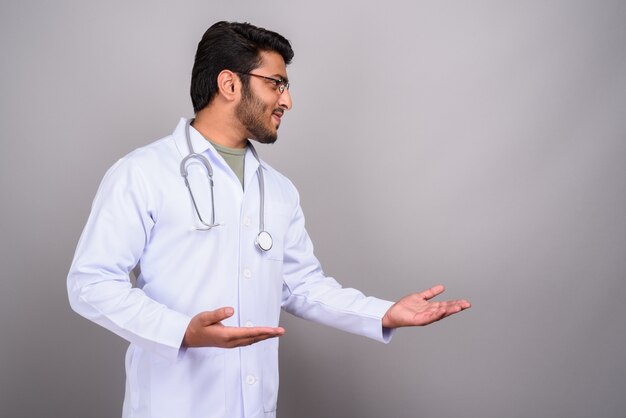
[
  {"x1": 280, "y1": 193, "x2": 394, "y2": 343},
  {"x1": 67, "y1": 157, "x2": 191, "y2": 361}
]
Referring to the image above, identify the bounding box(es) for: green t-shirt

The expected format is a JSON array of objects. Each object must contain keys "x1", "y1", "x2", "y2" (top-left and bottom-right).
[{"x1": 210, "y1": 141, "x2": 246, "y2": 188}]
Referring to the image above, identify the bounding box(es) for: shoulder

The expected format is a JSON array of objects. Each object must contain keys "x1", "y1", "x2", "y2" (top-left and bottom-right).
[
  {"x1": 106, "y1": 135, "x2": 178, "y2": 178},
  {"x1": 121, "y1": 135, "x2": 177, "y2": 167},
  {"x1": 95, "y1": 135, "x2": 182, "y2": 206}
]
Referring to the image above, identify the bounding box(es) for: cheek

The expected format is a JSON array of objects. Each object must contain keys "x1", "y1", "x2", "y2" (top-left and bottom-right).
[
  {"x1": 253, "y1": 93, "x2": 274, "y2": 113},
  {"x1": 252, "y1": 97, "x2": 268, "y2": 114}
]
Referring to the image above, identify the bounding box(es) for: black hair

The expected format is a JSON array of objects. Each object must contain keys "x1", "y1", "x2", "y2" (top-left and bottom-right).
[{"x1": 190, "y1": 21, "x2": 294, "y2": 113}]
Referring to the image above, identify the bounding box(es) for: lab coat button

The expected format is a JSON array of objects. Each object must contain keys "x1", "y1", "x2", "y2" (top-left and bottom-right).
[
  {"x1": 245, "y1": 320, "x2": 254, "y2": 327},
  {"x1": 243, "y1": 217, "x2": 251, "y2": 226},
  {"x1": 243, "y1": 269, "x2": 252, "y2": 278},
  {"x1": 246, "y1": 375, "x2": 257, "y2": 385}
]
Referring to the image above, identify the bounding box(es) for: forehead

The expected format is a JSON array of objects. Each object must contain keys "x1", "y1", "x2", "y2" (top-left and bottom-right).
[{"x1": 256, "y1": 50, "x2": 288, "y2": 78}]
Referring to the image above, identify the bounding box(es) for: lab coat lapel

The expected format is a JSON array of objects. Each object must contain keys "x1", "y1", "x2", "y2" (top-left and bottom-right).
[{"x1": 243, "y1": 143, "x2": 262, "y2": 192}]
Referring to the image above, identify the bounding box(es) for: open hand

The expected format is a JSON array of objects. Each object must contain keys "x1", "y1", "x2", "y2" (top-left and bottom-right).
[
  {"x1": 183, "y1": 307, "x2": 285, "y2": 348},
  {"x1": 382, "y1": 285, "x2": 471, "y2": 328}
]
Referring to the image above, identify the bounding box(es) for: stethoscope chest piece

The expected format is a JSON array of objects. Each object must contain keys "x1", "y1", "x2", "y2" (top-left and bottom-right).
[{"x1": 256, "y1": 231, "x2": 273, "y2": 251}]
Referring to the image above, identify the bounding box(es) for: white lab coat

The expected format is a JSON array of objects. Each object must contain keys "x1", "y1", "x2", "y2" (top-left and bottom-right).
[{"x1": 67, "y1": 118, "x2": 393, "y2": 418}]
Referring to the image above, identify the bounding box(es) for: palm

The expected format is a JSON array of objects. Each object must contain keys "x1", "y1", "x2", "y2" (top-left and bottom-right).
[{"x1": 382, "y1": 285, "x2": 471, "y2": 328}]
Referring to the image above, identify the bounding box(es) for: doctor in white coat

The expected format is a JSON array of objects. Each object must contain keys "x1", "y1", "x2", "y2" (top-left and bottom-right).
[{"x1": 67, "y1": 21, "x2": 471, "y2": 418}]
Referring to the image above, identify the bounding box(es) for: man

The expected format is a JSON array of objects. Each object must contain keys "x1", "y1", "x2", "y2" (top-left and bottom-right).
[{"x1": 67, "y1": 21, "x2": 470, "y2": 418}]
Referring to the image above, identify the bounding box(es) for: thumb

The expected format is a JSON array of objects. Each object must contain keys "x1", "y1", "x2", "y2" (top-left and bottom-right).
[
  {"x1": 419, "y1": 284, "x2": 445, "y2": 300},
  {"x1": 199, "y1": 307, "x2": 234, "y2": 326}
]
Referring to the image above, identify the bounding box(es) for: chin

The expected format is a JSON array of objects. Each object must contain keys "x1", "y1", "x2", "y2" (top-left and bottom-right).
[
  {"x1": 254, "y1": 136, "x2": 278, "y2": 145},
  {"x1": 250, "y1": 128, "x2": 278, "y2": 144}
]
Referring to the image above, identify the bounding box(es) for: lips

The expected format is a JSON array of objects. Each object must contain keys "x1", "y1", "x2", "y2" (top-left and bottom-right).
[{"x1": 272, "y1": 109, "x2": 284, "y2": 125}]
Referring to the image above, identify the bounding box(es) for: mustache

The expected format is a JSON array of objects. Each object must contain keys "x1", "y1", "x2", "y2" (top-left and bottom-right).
[{"x1": 272, "y1": 108, "x2": 284, "y2": 116}]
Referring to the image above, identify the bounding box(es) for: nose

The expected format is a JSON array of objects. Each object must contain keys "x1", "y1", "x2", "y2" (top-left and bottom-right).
[{"x1": 278, "y1": 89, "x2": 292, "y2": 111}]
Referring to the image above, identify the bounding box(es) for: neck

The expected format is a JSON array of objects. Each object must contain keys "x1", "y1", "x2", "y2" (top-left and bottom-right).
[{"x1": 192, "y1": 107, "x2": 248, "y2": 149}]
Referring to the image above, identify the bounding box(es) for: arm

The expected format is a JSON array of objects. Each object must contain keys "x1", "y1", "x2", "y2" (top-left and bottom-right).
[
  {"x1": 67, "y1": 158, "x2": 191, "y2": 360},
  {"x1": 280, "y1": 195, "x2": 394, "y2": 343}
]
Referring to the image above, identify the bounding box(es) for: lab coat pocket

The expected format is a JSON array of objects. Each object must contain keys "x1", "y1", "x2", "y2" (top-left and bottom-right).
[
  {"x1": 262, "y1": 237, "x2": 284, "y2": 261},
  {"x1": 262, "y1": 340, "x2": 280, "y2": 413},
  {"x1": 262, "y1": 205, "x2": 291, "y2": 261}
]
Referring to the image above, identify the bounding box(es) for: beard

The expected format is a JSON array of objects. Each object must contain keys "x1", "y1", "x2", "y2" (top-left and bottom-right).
[{"x1": 235, "y1": 84, "x2": 278, "y2": 144}]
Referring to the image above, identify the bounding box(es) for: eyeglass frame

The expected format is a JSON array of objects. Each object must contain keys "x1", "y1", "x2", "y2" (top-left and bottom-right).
[{"x1": 235, "y1": 71, "x2": 290, "y2": 94}]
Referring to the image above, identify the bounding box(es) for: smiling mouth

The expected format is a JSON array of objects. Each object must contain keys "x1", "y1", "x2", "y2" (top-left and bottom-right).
[{"x1": 272, "y1": 109, "x2": 284, "y2": 124}]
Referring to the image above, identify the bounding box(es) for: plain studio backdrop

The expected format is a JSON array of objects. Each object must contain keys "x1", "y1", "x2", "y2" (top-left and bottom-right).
[{"x1": 1, "y1": 1, "x2": 625, "y2": 417}]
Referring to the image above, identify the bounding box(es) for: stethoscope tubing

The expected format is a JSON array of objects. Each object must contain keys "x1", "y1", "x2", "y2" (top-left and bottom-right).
[{"x1": 180, "y1": 119, "x2": 272, "y2": 251}]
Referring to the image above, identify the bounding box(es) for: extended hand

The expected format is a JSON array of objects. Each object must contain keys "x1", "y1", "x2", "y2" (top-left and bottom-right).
[
  {"x1": 183, "y1": 307, "x2": 285, "y2": 348},
  {"x1": 382, "y1": 285, "x2": 471, "y2": 328}
]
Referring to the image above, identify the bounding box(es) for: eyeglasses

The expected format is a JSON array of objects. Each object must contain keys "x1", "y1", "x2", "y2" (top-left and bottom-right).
[{"x1": 236, "y1": 72, "x2": 290, "y2": 94}]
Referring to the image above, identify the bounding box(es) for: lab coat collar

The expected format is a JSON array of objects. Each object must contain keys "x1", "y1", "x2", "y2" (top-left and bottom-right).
[{"x1": 172, "y1": 117, "x2": 269, "y2": 172}]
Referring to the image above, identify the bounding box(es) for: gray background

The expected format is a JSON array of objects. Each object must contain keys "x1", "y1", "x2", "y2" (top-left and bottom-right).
[{"x1": 1, "y1": 1, "x2": 625, "y2": 417}]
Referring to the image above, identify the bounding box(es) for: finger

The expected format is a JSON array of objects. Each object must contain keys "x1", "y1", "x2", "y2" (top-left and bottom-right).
[
  {"x1": 198, "y1": 307, "x2": 235, "y2": 326},
  {"x1": 419, "y1": 284, "x2": 445, "y2": 300},
  {"x1": 230, "y1": 332, "x2": 283, "y2": 348},
  {"x1": 221, "y1": 326, "x2": 285, "y2": 348},
  {"x1": 456, "y1": 299, "x2": 471, "y2": 309},
  {"x1": 444, "y1": 299, "x2": 471, "y2": 309},
  {"x1": 223, "y1": 326, "x2": 285, "y2": 340},
  {"x1": 437, "y1": 300, "x2": 471, "y2": 318},
  {"x1": 433, "y1": 299, "x2": 469, "y2": 312}
]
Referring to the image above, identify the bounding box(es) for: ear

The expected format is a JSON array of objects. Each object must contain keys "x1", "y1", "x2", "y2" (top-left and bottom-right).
[{"x1": 216, "y1": 70, "x2": 239, "y2": 102}]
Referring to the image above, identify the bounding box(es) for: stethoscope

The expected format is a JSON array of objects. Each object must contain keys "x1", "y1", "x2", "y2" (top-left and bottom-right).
[{"x1": 180, "y1": 119, "x2": 273, "y2": 252}]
